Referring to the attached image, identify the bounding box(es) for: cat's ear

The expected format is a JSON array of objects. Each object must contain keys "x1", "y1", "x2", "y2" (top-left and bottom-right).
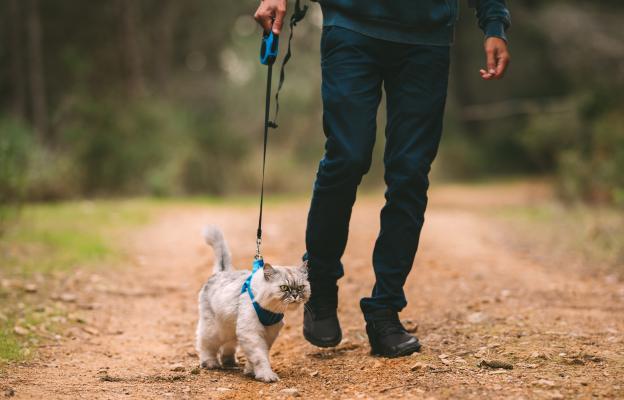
[
  {"x1": 299, "y1": 260, "x2": 309, "y2": 276},
  {"x1": 263, "y1": 263, "x2": 276, "y2": 281}
]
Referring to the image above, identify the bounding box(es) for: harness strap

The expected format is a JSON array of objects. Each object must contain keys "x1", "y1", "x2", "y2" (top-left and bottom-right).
[{"x1": 241, "y1": 259, "x2": 284, "y2": 326}]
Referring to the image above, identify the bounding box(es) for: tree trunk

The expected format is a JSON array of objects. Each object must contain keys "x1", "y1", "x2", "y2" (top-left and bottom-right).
[
  {"x1": 27, "y1": 0, "x2": 48, "y2": 140},
  {"x1": 119, "y1": 0, "x2": 145, "y2": 98},
  {"x1": 8, "y1": 0, "x2": 26, "y2": 120},
  {"x1": 155, "y1": 1, "x2": 179, "y2": 93}
]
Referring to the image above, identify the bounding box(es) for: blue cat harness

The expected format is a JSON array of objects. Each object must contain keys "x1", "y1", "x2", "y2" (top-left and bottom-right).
[{"x1": 241, "y1": 258, "x2": 284, "y2": 326}]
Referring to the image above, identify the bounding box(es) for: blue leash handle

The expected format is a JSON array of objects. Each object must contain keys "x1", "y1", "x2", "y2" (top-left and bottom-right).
[{"x1": 260, "y1": 31, "x2": 279, "y2": 65}]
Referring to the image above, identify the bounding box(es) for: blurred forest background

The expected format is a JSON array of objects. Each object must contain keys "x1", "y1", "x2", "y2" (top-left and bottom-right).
[{"x1": 1, "y1": 0, "x2": 623, "y2": 210}]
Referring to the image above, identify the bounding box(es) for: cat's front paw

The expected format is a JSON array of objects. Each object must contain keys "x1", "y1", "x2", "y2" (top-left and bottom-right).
[{"x1": 254, "y1": 369, "x2": 279, "y2": 383}]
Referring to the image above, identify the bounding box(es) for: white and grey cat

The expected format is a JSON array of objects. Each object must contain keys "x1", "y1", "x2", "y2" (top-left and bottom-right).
[{"x1": 196, "y1": 226, "x2": 310, "y2": 382}]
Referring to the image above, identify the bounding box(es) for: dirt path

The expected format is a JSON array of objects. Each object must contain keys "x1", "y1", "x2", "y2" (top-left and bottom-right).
[{"x1": 2, "y1": 184, "x2": 623, "y2": 399}]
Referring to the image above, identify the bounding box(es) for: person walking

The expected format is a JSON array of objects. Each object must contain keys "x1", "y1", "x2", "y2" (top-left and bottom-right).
[{"x1": 254, "y1": 0, "x2": 511, "y2": 357}]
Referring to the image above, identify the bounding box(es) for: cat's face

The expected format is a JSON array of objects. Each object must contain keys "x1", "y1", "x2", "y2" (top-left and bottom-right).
[{"x1": 263, "y1": 262, "x2": 310, "y2": 310}]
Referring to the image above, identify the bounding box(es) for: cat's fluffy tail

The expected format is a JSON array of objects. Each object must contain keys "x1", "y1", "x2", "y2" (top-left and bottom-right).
[{"x1": 203, "y1": 225, "x2": 233, "y2": 273}]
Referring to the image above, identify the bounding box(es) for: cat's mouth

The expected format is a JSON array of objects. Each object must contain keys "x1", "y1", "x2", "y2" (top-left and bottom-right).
[{"x1": 282, "y1": 297, "x2": 308, "y2": 308}]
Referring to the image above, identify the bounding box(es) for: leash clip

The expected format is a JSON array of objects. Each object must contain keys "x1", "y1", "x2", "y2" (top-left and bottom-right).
[{"x1": 255, "y1": 237, "x2": 263, "y2": 260}]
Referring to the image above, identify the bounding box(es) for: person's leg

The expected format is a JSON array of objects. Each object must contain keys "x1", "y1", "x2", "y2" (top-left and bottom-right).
[
  {"x1": 305, "y1": 26, "x2": 383, "y2": 288},
  {"x1": 361, "y1": 44, "x2": 450, "y2": 317},
  {"x1": 304, "y1": 26, "x2": 383, "y2": 347}
]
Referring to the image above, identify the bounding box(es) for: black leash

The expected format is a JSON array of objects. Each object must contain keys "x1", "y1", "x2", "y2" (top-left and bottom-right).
[
  {"x1": 272, "y1": 0, "x2": 308, "y2": 126},
  {"x1": 256, "y1": 0, "x2": 308, "y2": 260},
  {"x1": 256, "y1": 61, "x2": 273, "y2": 259}
]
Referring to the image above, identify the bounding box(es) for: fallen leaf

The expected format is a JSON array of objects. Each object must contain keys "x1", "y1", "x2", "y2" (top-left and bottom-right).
[{"x1": 478, "y1": 359, "x2": 513, "y2": 370}]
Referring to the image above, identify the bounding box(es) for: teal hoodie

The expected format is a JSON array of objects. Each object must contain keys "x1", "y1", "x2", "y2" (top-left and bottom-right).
[{"x1": 315, "y1": 0, "x2": 510, "y2": 45}]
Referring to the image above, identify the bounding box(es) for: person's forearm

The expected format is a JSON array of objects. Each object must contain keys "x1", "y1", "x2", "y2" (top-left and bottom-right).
[{"x1": 475, "y1": 0, "x2": 511, "y2": 41}]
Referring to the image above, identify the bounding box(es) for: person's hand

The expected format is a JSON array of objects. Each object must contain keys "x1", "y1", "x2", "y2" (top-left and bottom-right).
[
  {"x1": 480, "y1": 37, "x2": 510, "y2": 80},
  {"x1": 254, "y1": 0, "x2": 288, "y2": 35}
]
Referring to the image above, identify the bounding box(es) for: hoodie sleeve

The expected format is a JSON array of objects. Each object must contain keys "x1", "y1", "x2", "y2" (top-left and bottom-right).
[{"x1": 475, "y1": 0, "x2": 511, "y2": 42}]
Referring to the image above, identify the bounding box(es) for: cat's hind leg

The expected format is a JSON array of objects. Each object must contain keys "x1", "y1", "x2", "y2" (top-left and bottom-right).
[
  {"x1": 243, "y1": 361, "x2": 254, "y2": 376},
  {"x1": 196, "y1": 312, "x2": 220, "y2": 369},
  {"x1": 219, "y1": 341, "x2": 237, "y2": 369}
]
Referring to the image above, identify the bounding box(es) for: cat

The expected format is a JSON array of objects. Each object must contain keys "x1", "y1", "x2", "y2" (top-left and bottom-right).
[{"x1": 196, "y1": 225, "x2": 310, "y2": 382}]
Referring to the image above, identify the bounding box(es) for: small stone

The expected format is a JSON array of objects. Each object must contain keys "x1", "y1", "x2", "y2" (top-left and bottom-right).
[
  {"x1": 4, "y1": 387, "x2": 15, "y2": 397},
  {"x1": 582, "y1": 354, "x2": 604, "y2": 363},
  {"x1": 82, "y1": 326, "x2": 99, "y2": 336},
  {"x1": 467, "y1": 312, "x2": 487, "y2": 324},
  {"x1": 403, "y1": 319, "x2": 419, "y2": 333},
  {"x1": 13, "y1": 326, "x2": 29, "y2": 336},
  {"x1": 60, "y1": 293, "x2": 77, "y2": 303},
  {"x1": 280, "y1": 388, "x2": 300, "y2": 397},
  {"x1": 24, "y1": 284, "x2": 38, "y2": 293},
  {"x1": 190, "y1": 367, "x2": 200, "y2": 375},
  {"x1": 309, "y1": 370, "x2": 319, "y2": 377},
  {"x1": 516, "y1": 362, "x2": 538, "y2": 369},
  {"x1": 534, "y1": 379, "x2": 556, "y2": 388},
  {"x1": 216, "y1": 387, "x2": 231, "y2": 392},
  {"x1": 565, "y1": 358, "x2": 584, "y2": 365},
  {"x1": 410, "y1": 362, "x2": 429, "y2": 371},
  {"x1": 170, "y1": 364, "x2": 185, "y2": 372}
]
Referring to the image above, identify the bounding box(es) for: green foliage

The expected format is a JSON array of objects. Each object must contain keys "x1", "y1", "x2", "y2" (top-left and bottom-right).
[
  {"x1": 0, "y1": 199, "x2": 159, "y2": 366},
  {"x1": 0, "y1": 200, "x2": 155, "y2": 276},
  {"x1": 0, "y1": 119, "x2": 32, "y2": 233},
  {"x1": 0, "y1": 320, "x2": 24, "y2": 364},
  {"x1": 497, "y1": 202, "x2": 624, "y2": 275},
  {"x1": 518, "y1": 91, "x2": 624, "y2": 205},
  {"x1": 0, "y1": 0, "x2": 622, "y2": 205},
  {"x1": 60, "y1": 99, "x2": 196, "y2": 196}
]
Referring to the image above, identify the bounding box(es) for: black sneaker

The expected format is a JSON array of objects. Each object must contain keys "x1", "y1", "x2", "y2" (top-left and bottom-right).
[
  {"x1": 303, "y1": 282, "x2": 342, "y2": 348},
  {"x1": 365, "y1": 309, "x2": 421, "y2": 357}
]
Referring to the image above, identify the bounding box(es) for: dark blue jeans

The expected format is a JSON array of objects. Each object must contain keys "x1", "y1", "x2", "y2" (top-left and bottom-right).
[{"x1": 305, "y1": 26, "x2": 450, "y2": 318}]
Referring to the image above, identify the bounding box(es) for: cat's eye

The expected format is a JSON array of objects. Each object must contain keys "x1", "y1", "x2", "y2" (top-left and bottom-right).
[
  {"x1": 279, "y1": 285, "x2": 289, "y2": 291},
  {"x1": 298, "y1": 285, "x2": 305, "y2": 291}
]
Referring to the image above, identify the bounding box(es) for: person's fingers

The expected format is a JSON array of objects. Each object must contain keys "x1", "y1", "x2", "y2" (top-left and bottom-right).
[
  {"x1": 486, "y1": 47, "x2": 496, "y2": 76},
  {"x1": 273, "y1": 5, "x2": 286, "y2": 34},
  {"x1": 494, "y1": 51, "x2": 510, "y2": 79},
  {"x1": 254, "y1": 7, "x2": 273, "y2": 32},
  {"x1": 480, "y1": 68, "x2": 493, "y2": 80}
]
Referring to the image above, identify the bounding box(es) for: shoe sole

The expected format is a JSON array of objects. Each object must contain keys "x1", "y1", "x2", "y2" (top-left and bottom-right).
[
  {"x1": 303, "y1": 329, "x2": 342, "y2": 348},
  {"x1": 370, "y1": 342, "x2": 422, "y2": 358}
]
